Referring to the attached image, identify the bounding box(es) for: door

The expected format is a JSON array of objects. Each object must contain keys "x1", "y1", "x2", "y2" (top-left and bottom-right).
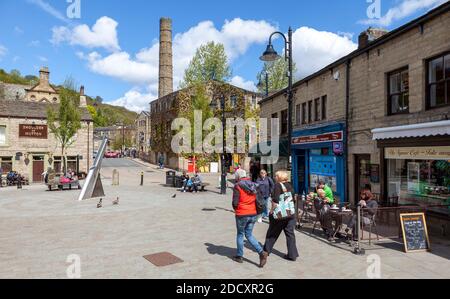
[
  {"x1": 32, "y1": 156, "x2": 44, "y2": 182},
  {"x1": 296, "y1": 153, "x2": 306, "y2": 195},
  {"x1": 355, "y1": 154, "x2": 371, "y2": 200}
]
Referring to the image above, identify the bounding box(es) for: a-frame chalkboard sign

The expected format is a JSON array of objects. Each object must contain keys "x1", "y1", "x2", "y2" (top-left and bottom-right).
[{"x1": 399, "y1": 213, "x2": 431, "y2": 253}]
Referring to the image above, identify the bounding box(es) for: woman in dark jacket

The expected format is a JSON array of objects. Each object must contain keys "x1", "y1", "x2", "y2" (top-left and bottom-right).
[
  {"x1": 260, "y1": 171, "x2": 299, "y2": 268},
  {"x1": 256, "y1": 169, "x2": 274, "y2": 219}
]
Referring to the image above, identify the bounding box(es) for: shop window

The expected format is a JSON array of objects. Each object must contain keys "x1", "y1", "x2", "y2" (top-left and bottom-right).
[
  {"x1": 295, "y1": 104, "x2": 301, "y2": 126},
  {"x1": 388, "y1": 67, "x2": 409, "y2": 115},
  {"x1": 301, "y1": 103, "x2": 307, "y2": 124},
  {"x1": 308, "y1": 101, "x2": 313, "y2": 123},
  {"x1": 427, "y1": 53, "x2": 450, "y2": 109},
  {"x1": 321, "y1": 95, "x2": 327, "y2": 120},
  {"x1": 314, "y1": 98, "x2": 320, "y2": 121},
  {"x1": 0, "y1": 126, "x2": 6, "y2": 145},
  {"x1": 67, "y1": 156, "x2": 78, "y2": 173},
  {"x1": 0, "y1": 157, "x2": 13, "y2": 174},
  {"x1": 281, "y1": 110, "x2": 288, "y2": 135},
  {"x1": 387, "y1": 158, "x2": 450, "y2": 215}
]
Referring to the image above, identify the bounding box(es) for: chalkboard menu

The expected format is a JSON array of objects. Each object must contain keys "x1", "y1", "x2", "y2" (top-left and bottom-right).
[{"x1": 400, "y1": 213, "x2": 430, "y2": 253}]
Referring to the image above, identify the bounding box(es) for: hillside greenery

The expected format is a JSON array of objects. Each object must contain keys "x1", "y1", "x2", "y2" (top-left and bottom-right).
[{"x1": 0, "y1": 68, "x2": 138, "y2": 127}]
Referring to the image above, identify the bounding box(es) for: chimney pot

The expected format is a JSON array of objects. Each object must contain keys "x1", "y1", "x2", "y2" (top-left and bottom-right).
[
  {"x1": 358, "y1": 28, "x2": 388, "y2": 49},
  {"x1": 80, "y1": 85, "x2": 85, "y2": 96}
]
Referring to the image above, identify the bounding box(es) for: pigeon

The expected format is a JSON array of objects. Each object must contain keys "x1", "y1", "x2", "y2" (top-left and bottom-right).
[
  {"x1": 112, "y1": 197, "x2": 119, "y2": 206},
  {"x1": 97, "y1": 198, "x2": 103, "y2": 209},
  {"x1": 172, "y1": 194, "x2": 177, "y2": 198}
]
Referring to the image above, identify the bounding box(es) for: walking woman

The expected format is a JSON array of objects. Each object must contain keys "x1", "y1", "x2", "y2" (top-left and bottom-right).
[
  {"x1": 256, "y1": 170, "x2": 274, "y2": 220},
  {"x1": 260, "y1": 170, "x2": 299, "y2": 268}
]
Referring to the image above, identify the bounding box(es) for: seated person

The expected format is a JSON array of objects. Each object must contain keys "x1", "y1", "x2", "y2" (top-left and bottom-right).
[
  {"x1": 316, "y1": 189, "x2": 335, "y2": 242},
  {"x1": 345, "y1": 186, "x2": 378, "y2": 241},
  {"x1": 181, "y1": 172, "x2": 191, "y2": 192},
  {"x1": 191, "y1": 172, "x2": 203, "y2": 193}
]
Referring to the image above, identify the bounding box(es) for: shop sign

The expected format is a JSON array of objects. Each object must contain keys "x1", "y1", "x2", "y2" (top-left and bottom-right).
[
  {"x1": 292, "y1": 131, "x2": 343, "y2": 145},
  {"x1": 385, "y1": 146, "x2": 450, "y2": 160},
  {"x1": 19, "y1": 124, "x2": 48, "y2": 139}
]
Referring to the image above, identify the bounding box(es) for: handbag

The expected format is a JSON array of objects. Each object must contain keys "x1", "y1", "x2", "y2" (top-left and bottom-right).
[{"x1": 272, "y1": 183, "x2": 295, "y2": 220}]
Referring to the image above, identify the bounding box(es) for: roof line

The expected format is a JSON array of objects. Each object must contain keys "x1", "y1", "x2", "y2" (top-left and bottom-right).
[{"x1": 260, "y1": 1, "x2": 450, "y2": 104}]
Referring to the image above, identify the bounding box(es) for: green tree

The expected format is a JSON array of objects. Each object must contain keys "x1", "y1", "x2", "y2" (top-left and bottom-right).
[
  {"x1": 256, "y1": 56, "x2": 297, "y2": 94},
  {"x1": 180, "y1": 42, "x2": 232, "y2": 87},
  {"x1": 47, "y1": 80, "x2": 81, "y2": 173}
]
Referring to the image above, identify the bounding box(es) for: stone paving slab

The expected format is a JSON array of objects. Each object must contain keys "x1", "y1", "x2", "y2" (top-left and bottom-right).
[{"x1": 0, "y1": 159, "x2": 449, "y2": 279}]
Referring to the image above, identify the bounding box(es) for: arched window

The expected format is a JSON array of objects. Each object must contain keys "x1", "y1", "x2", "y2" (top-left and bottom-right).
[
  {"x1": 53, "y1": 97, "x2": 58, "y2": 102},
  {"x1": 40, "y1": 97, "x2": 49, "y2": 103},
  {"x1": 30, "y1": 95, "x2": 36, "y2": 101}
]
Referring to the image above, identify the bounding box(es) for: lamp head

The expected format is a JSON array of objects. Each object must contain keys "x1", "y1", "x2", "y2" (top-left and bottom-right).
[{"x1": 260, "y1": 44, "x2": 280, "y2": 62}]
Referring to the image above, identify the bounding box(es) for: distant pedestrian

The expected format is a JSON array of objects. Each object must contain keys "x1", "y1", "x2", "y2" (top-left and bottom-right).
[
  {"x1": 158, "y1": 154, "x2": 165, "y2": 169},
  {"x1": 192, "y1": 171, "x2": 202, "y2": 193},
  {"x1": 232, "y1": 169, "x2": 266, "y2": 266},
  {"x1": 256, "y1": 170, "x2": 274, "y2": 220},
  {"x1": 260, "y1": 171, "x2": 299, "y2": 268}
]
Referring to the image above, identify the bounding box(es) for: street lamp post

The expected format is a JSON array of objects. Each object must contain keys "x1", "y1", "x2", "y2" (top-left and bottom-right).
[
  {"x1": 210, "y1": 96, "x2": 228, "y2": 195},
  {"x1": 260, "y1": 28, "x2": 294, "y2": 177},
  {"x1": 257, "y1": 72, "x2": 269, "y2": 97}
]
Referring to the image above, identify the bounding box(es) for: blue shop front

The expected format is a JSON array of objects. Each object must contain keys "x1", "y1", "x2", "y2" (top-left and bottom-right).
[{"x1": 291, "y1": 122, "x2": 346, "y2": 202}]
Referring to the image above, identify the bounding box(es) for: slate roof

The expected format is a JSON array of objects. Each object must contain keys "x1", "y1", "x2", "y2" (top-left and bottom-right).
[{"x1": 0, "y1": 100, "x2": 93, "y2": 121}]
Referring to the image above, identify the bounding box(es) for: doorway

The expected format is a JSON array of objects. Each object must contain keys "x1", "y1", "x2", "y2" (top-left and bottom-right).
[
  {"x1": 32, "y1": 156, "x2": 45, "y2": 182},
  {"x1": 354, "y1": 154, "x2": 371, "y2": 200}
]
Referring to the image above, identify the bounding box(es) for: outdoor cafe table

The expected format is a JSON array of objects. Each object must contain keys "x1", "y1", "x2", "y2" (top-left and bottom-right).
[{"x1": 329, "y1": 209, "x2": 354, "y2": 237}]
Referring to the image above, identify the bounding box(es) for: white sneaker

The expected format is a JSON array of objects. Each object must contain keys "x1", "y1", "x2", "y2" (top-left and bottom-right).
[{"x1": 257, "y1": 216, "x2": 263, "y2": 223}]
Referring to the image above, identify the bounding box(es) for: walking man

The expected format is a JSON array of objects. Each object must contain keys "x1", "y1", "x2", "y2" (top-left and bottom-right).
[{"x1": 232, "y1": 169, "x2": 266, "y2": 266}]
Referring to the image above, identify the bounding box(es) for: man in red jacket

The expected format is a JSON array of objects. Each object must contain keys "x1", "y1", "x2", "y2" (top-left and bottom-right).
[{"x1": 232, "y1": 169, "x2": 265, "y2": 266}]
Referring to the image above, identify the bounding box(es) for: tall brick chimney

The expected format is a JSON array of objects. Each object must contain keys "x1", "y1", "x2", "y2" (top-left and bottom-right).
[
  {"x1": 39, "y1": 67, "x2": 50, "y2": 85},
  {"x1": 159, "y1": 17, "x2": 173, "y2": 98}
]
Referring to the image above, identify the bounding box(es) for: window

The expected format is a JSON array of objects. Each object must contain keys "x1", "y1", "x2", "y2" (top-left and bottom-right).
[
  {"x1": 308, "y1": 101, "x2": 313, "y2": 123},
  {"x1": 427, "y1": 53, "x2": 450, "y2": 109},
  {"x1": 295, "y1": 104, "x2": 301, "y2": 126},
  {"x1": 0, "y1": 157, "x2": 12, "y2": 174},
  {"x1": 281, "y1": 110, "x2": 288, "y2": 135},
  {"x1": 321, "y1": 95, "x2": 327, "y2": 120},
  {"x1": 314, "y1": 98, "x2": 320, "y2": 121},
  {"x1": 388, "y1": 68, "x2": 409, "y2": 114},
  {"x1": 0, "y1": 126, "x2": 5, "y2": 145},
  {"x1": 230, "y1": 95, "x2": 238, "y2": 108},
  {"x1": 301, "y1": 103, "x2": 307, "y2": 124}
]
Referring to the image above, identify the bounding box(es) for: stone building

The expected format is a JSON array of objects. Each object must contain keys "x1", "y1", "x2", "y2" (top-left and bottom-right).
[
  {"x1": 149, "y1": 17, "x2": 262, "y2": 171},
  {"x1": 259, "y1": 1, "x2": 450, "y2": 233},
  {"x1": 0, "y1": 67, "x2": 93, "y2": 182},
  {"x1": 135, "y1": 111, "x2": 151, "y2": 159}
]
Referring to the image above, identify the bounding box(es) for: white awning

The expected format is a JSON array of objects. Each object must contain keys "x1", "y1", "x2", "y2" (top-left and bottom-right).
[{"x1": 372, "y1": 120, "x2": 450, "y2": 140}]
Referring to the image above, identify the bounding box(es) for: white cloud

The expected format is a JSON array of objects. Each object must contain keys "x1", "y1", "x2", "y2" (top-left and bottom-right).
[
  {"x1": 291, "y1": 27, "x2": 357, "y2": 78},
  {"x1": 230, "y1": 76, "x2": 256, "y2": 91},
  {"x1": 14, "y1": 26, "x2": 24, "y2": 35},
  {"x1": 51, "y1": 17, "x2": 120, "y2": 51},
  {"x1": 0, "y1": 45, "x2": 7, "y2": 60},
  {"x1": 38, "y1": 56, "x2": 48, "y2": 62},
  {"x1": 109, "y1": 89, "x2": 157, "y2": 113},
  {"x1": 359, "y1": 0, "x2": 447, "y2": 27},
  {"x1": 28, "y1": 40, "x2": 41, "y2": 47},
  {"x1": 27, "y1": 0, "x2": 70, "y2": 24}
]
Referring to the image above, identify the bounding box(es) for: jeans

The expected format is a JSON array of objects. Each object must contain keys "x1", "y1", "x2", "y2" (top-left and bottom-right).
[
  {"x1": 263, "y1": 197, "x2": 270, "y2": 217},
  {"x1": 235, "y1": 216, "x2": 263, "y2": 257}
]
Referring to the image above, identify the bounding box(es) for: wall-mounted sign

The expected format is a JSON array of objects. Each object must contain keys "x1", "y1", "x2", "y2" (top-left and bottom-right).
[
  {"x1": 385, "y1": 146, "x2": 450, "y2": 160},
  {"x1": 332, "y1": 142, "x2": 344, "y2": 155},
  {"x1": 292, "y1": 131, "x2": 343, "y2": 145},
  {"x1": 19, "y1": 124, "x2": 48, "y2": 139}
]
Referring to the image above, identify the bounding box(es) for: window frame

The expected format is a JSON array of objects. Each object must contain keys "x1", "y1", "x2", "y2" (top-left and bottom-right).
[
  {"x1": 295, "y1": 104, "x2": 301, "y2": 126},
  {"x1": 307, "y1": 100, "x2": 313, "y2": 123},
  {"x1": 0, "y1": 125, "x2": 6, "y2": 146},
  {"x1": 426, "y1": 52, "x2": 450, "y2": 110},
  {"x1": 301, "y1": 103, "x2": 307, "y2": 124},
  {"x1": 321, "y1": 95, "x2": 327, "y2": 120},
  {"x1": 314, "y1": 98, "x2": 320, "y2": 121},
  {"x1": 280, "y1": 109, "x2": 288, "y2": 135},
  {"x1": 387, "y1": 66, "x2": 410, "y2": 115}
]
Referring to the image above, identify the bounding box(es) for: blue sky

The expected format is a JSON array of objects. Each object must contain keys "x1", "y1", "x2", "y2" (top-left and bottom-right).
[{"x1": 0, "y1": 0, "x2": 447, "y2": 111}]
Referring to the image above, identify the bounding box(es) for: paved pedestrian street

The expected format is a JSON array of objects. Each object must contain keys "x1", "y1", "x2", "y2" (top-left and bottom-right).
[{"x1": 0, "y1": 159, "x2": 449, "y2": 279}]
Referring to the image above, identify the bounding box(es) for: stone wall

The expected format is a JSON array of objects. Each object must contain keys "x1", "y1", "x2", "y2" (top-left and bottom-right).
[{"x1": 0, "y1": 117, "x2": 93, "y2": 180}]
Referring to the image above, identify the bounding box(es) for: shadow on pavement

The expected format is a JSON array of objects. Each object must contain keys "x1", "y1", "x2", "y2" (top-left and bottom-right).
[{"x1": 204, "y1": 243, "x2": 259, "y2": 267}]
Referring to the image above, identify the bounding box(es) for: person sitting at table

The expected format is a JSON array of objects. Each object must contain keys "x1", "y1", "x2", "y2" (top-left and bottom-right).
[
  {"x1": 345, "y1": 186, "x2": 378, "y2": 241},
  {"x1": 316, "y1": 189, "x2": 335, "y2": 242}
]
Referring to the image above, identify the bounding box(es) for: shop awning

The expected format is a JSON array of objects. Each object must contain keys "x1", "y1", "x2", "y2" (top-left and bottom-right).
[{"x1": 372, "y1": 120, "x2": 450, "y2": 140}]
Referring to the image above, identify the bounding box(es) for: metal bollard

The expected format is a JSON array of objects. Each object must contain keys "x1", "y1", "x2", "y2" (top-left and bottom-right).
[
  {"x1": 140, "y1": 172, "x2": 144, "y2": 186},
  {"x1": 353, "y1": 204, "x2": 365, "y2": 255},
  {"x1": 17, "y1": 177, "x2": 22, "y2": 189}
]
